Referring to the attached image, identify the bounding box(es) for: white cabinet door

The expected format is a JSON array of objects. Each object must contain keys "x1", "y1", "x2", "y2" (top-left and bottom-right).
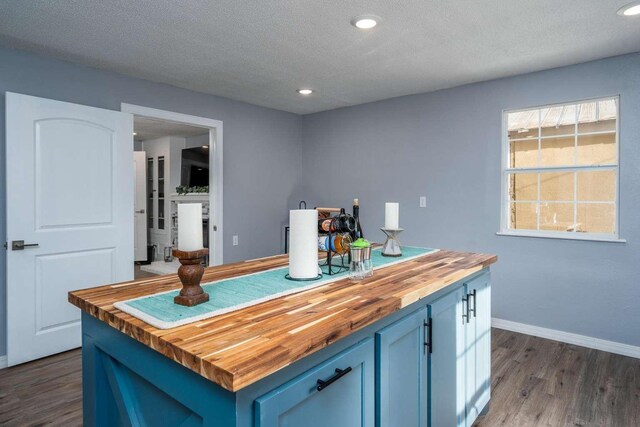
[{"x1": 6, "y1": 92, "x2": 134, "y2": 365}]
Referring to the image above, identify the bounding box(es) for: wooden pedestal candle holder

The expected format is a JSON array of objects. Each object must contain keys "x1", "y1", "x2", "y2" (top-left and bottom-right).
[{"x1": 172, "y1": 248, "x2": 210, "y2": 307}]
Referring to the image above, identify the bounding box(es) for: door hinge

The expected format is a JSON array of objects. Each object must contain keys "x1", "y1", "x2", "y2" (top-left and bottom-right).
[
  {"x1": 424, "y1": 318, "x2": 433, "y2": 354},
  {"x1": 3, "y1": 242, "x2": 7, "y2": 250}
]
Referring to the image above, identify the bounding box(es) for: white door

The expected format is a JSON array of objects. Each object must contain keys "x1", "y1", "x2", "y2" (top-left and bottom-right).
[
  {"x1": 133, "y1": 151, "x2": 148, "y2": 261},
  {"x1": 6, "y1": 92, "x2": 134, "y2": 366}
]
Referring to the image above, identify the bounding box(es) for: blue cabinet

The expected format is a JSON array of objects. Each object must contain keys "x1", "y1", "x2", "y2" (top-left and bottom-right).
[
  {"x1": 255, "y1": 338, "x2": 374, "y2": 427},
  {"x1": 81, "y1": 270, "x2": 492, "y2": 427},
  {"x1": 428, "y1": 285, "x2": 467, "y2": 427},
  {"x1": 370, "y1": 271, "x2": 492, "y2": 427},
  {"x1": 375, "y1": 307, "x2": 429, "y2": 427},
  {"x1": 464, "y1": 272, "x2": 491, "y2": 426},
  {"x1": 426, "y1": 273, "x2": 492, "y2": 427}
]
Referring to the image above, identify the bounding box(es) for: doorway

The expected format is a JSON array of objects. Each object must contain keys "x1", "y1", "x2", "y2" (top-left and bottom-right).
[{"x1": 123, "y1": 104, "x2": 224, "y2": 278}]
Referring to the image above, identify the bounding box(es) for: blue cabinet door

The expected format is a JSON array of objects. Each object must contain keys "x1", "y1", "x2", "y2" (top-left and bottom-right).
[
  {"x1": 464, "y1": 272, "x2": 491, "y2": 426},
  {"x1": 255, "y1": 338, "x2": 374, "y2": 427},
  {"x1": 428, "y1": 286, "x2": 466, "y2": 427},
  {"x1": 375, "y1": 307, "x2": 429, "y2": 427}
]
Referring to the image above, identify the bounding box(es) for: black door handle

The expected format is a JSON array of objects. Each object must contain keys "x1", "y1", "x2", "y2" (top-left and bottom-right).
[
  {"x1": 11, "y1": 240, "x2": 39, "y2": 251},
  {"x1": 317, "y1": 367, "x2": 352, "y2": 391}
]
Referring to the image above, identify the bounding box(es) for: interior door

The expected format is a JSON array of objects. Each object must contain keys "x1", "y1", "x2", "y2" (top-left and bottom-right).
[
  {"x1": 133, "y1": 151, "x2": 148, "y2": 261},
  {"x1": 6, "y1": 92, "x2": 134, "y2": 366}
]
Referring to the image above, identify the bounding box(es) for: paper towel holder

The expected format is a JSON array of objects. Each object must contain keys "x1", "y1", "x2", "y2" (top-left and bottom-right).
[
  {"x1": 285, "y1": 273, "x2": 323, "y2": 281},
  {"x1": 286, "y1": 203, "x2": 322, "y2": 282}
]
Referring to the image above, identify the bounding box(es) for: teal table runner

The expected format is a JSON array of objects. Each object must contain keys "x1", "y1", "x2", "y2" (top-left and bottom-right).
[{"x1": 115, "y1": 247, "x2": 437, "y2": 329}]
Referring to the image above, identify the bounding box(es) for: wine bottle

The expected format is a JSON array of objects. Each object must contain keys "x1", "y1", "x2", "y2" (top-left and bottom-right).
[{"x1": 353, "y1": 198, "x2": 364, "y2": 239}]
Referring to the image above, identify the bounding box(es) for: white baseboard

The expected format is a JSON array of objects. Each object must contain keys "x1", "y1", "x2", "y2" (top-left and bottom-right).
[
  {"x1": 0, "y1": 355, "x2": 7, "y2": 369},
  {"x1": 492, "y1": 318, "x2": 640, "y2": 359}
]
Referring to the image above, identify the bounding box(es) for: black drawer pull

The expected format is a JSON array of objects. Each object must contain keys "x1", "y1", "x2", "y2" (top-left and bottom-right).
[
  {"x1": 316, "y1": 367, "x2": 352, "y2": 391},
  {"x1": 424, "y1": 318, "x2": 433, "y2": 354},
  {"x1": 469, "y1": 289, "x2": 477, "y2": 317}
]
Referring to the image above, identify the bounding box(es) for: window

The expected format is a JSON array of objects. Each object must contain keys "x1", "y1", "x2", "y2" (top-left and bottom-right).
[{"x1": 501, "y1": 97, "x2": 620, "y2": 241}]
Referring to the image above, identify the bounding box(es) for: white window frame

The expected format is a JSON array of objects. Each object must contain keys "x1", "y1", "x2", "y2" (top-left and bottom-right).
[{"x1": 498, "y1": 96, "x2": 625, "y2": 243}]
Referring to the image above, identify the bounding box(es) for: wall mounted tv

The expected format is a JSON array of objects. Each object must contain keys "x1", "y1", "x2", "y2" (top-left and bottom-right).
[{"x1": 180, "y1": 146, "x2": 209, "y2": 187}]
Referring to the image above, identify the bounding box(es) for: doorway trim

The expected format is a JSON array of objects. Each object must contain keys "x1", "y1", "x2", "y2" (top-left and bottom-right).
[{"x1": 121, "y1": 103, "x2": 223, "y2": 266}]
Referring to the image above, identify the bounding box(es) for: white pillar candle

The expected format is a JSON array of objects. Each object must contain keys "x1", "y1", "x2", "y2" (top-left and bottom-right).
[
  {"x1": 178, "y1": 203, "x2": 203, "y2": 251},
  {"x1": 289, "y1": 209, "x2": 318, "y2": 279},
  {"x1": 385, "y1": 202, "x2": 400, "y2": 230}
]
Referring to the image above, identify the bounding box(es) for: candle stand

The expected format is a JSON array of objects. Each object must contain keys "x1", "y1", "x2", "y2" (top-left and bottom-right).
[
  {"x1": 380, "y1": 228, "x2": 403, "y2": 257},
  {"x1": 173, "y1": 248, "x2": 210, "y2": 306}
]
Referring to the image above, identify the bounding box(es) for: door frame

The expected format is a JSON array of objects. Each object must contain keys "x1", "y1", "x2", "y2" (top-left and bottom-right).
[{"x1": 121, "y1": 103, "x2": 223, "y2": 266}]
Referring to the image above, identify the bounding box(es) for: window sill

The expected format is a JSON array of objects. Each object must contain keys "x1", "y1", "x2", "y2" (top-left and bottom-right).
[{"x1": 496, "y1": 231, "x2": 626, "y2": 243}]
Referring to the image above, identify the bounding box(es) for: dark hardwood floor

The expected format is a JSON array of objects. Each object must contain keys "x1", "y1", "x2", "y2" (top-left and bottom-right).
[
  {"x1": 473, "y1": 329, "x2": 640, "y2": 427},
  {"x1": 0, "y1": 348, "x2": 82, "y2": 426},
  {"x1": 134, "y1": 264, "x2": 159, "y2": 280},
  {"x1": 0, "y1": 329, "x2": 638, "y2": 426}
]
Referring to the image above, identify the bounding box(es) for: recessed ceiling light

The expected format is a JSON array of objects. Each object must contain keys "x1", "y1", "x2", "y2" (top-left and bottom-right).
[
  {"x1": 297, "y1": 89, "x2": 313, "y2": 95},
  {"x1": 351, "y1": 15, "x2": 380, "y2": 29},
  {"x1": 618, "y1": 1, "x2": 640, "y2": 16},
  {"x1": 133, "y1": 132, "x2": 137, "y2": 136}
]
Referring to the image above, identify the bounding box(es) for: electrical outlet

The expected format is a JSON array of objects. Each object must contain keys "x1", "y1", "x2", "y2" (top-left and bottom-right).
[
  {"x1": 419, "y1": 196, "x2": 427, "y2": 208},
  {"x1": 233, "y1": 235, "x2": 239, "y2": 246}
]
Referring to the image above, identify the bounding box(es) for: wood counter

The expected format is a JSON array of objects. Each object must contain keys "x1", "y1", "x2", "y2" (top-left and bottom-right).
[{"x1": 69, "y1": 249, "x2": 496, "y2": 392}]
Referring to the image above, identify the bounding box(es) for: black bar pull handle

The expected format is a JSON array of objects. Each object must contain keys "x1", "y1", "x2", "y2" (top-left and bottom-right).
[
  {"x1": 317, "y1": 367, "x2": 352, "y2": 391},
  {"x1": 462, "y1": 294, "x2": 469, "y2": 324},
  {"x1": 424, "y1": 318, "x2": 433, "y2": 354},
  {"x1": 469, "y1": 289, "x2": 477, "y2": 317}
]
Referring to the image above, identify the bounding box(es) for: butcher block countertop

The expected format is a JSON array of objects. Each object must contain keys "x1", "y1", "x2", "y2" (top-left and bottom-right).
[{"x1": 69, "y1": 249, "x2": 496, "y2": 392}]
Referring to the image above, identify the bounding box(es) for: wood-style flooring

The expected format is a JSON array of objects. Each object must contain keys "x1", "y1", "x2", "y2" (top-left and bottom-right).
[
  {"x1": 0, "y1": 329, "x2": 638, "y2": 426},
  {"x1": 474, "y1": 329, "x2": 640, "y2": 427},
  {"x1": 134, "y1": 264, "x2": 158, "y2": 280}
]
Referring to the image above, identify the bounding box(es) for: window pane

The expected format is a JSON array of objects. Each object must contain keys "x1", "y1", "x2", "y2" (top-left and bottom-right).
[
  {"x1": 577, "y1": 99, "x2": 616, "y2": 133},
  {"x1": 510, "y1": 202, "x2": 537, "y2": 230},
  {"x1": 509, "y1": 139, "x2": 538, "y2": 168},
  {"x1": 577, "y1": 133, "x2": 616, "y2": 166},
  {"x1": 508, "y1": 110, "x2": 539, "y2": 139},
  {"x1": 158, "y1": 156, "x2": 165, "y2": 179},
  {"x1": 540, "y1": 105, "x2": 576, "y2": 137},
  {"x1": 576, "y1": 203, "x2": 615, "y2": 234},
  {"x1": 539, "y1": 203, "x2": 574, "y2": 232},
  {"x1": 540, "y1": 136, "x2": 574, "y2": 167},
  {"x1": 577, "y1": 170, "x2": 615, "y2": 202},
  {"x1": 540, "y1": 172, "x2": 574, "y2": 201},
  {"x1": 504, "y1": 98, "x2": 617, "y2": 237},
  {"x1": 509, "y1": 173, "x2": 537, "y2": 201}
]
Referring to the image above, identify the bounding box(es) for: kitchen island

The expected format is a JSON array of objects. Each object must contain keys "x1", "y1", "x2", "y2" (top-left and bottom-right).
[{"x1": 69, "y1": 249, "x2": 496, "y2": 427}]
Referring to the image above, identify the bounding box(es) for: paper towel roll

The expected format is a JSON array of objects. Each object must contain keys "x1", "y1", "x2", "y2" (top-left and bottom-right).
[{"x1": 289, "y1": 209, "x2": 319, "y2": 279}]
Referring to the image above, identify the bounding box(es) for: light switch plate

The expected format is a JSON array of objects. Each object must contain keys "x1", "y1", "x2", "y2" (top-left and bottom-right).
[
  {"x1": 419, "y1": 196, "x2": 427, "y2": 208},
  {"x1": 233, "y1": 235, "x2": 239, "y2": 246}
]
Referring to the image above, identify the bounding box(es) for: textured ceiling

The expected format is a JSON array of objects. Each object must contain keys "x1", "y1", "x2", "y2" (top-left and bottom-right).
[
  {"x1": 134, "y1": 116, "x2": 208, "y2": 141},
  {"x1": 1, "y1": 1, "x2": 639, "y2": 114}
]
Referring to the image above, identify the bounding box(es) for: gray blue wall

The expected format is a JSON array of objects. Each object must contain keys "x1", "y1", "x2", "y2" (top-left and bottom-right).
[
  {"x1": 2, "y1": 46, "x2": 639, "y2": 360},
  {"x1": 0, "y1": 46, "x2": 303, "y2": 357},
  {"x1": 301, "y1": 53, "x2": 640, "y2": 348}
]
